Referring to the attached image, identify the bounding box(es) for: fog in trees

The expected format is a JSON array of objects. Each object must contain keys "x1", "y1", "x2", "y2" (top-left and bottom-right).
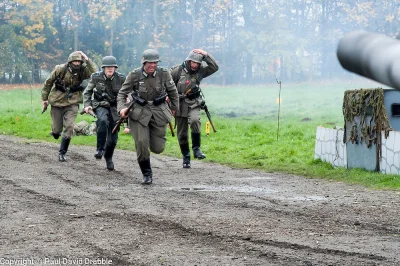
[{"x1": 1, "y1": 0, "x2": 399, "y2": 85}]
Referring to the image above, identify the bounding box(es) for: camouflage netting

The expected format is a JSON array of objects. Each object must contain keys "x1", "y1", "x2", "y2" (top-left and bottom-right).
[{"x1": 342, "y1": 88, "x2": 392, "y2": 148}]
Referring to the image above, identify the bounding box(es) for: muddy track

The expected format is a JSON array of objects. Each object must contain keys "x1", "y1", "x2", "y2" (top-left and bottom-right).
[{"x1": 0, "y1": 135, "x2": 399, "y2": 266}]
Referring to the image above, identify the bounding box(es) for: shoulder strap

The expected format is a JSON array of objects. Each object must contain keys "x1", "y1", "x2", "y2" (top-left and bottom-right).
[
  {"x1": 136, "y1": 68, "x2": 142, "y2": 92},
  {"x1": 58, "y1": 63, "x2": 68, "y2": 80},
  {"x1": 158, "y1": 67, "x2": 163, "y2": 90},
  {"x1": 172, "y1": 65, "x2": 183, "y2": 86}
]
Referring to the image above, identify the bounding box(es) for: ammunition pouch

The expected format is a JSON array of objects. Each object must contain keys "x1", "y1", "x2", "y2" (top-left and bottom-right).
[
  {"x1": 153, "y1": 92, "x2": 167, "y2": 106},
  {"x1": 133, "y1": 95, "x2": 147, "y2": 106},
  {"x1": 131, "y1": 91, "x2": 167, "y2": 107},
  {"x1": 55, "y1": 78, "x2": 66, "y2": 92}
]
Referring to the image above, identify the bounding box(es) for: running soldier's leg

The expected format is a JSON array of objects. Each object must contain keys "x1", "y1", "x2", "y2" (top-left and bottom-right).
[
  {"x1": 50, "y1": 106, "x2": 63, "y2": 139},
  {"x1": 130, "y1": 119, "x2": 150, "y2": 162},
  {"x1": 62, "y1": 104, "x2": 79, "y2": 139},
  {"x1": 58, "y1": 104, "x2": 78, "y2": 162},
  {"x1": 94, "y1": 107, "x2": 110, "y2": 158},
  {"x1": 188, "y1": 107, "x2": 205, "y2": 159},
  {"x1": 130, "y1": 118, "x2": 152, "y2": 184},
  {"x1": 188, "y1": 107, "x2": 201, "y2": 133},
  {"x1": 104, "y1": 116, "x2": 118, "y2": 170},
  {"x1": 176, "y1": 116, "x2": 189, "y2": 144},
  {"x1": 176, "y1": 116, "x2": 191, "y2": 168},
  {"x1": 149, "y1": 117, "x2": 167, "y2": 154}
]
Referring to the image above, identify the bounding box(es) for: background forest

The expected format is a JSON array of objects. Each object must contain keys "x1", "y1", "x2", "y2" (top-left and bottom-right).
[{"x1": 1, "y1": 0, "x2": 400, "y2": 85}]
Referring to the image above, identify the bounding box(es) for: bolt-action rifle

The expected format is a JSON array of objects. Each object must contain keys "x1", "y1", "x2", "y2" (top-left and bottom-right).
[
  {"x1": 165, "y1": 99, "x2": 175, "y2": 137},
  {"x1": 185, "y1": 85, "x2": 216, "y2": 133},
  {"x1": 112, "y1": 98, "x2": 135, "y2": 135},
  {"x1": 203, "y1": 105, "x2": 216, "y2": 133}
]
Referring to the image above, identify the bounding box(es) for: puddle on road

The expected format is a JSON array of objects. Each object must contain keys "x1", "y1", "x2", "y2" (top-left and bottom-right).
[
  {"x1": 170, "y1": 186, "x2": 328, "y2": 202},
  {"x1": 280, "y1": 195, "x2": 327, "y2": 202},
  {"x1": 170, "y1": 185, "x2": 277, "y2": 195},
  {"x1": 240, "y1": 176, "x2": 274, "y2": 180}
]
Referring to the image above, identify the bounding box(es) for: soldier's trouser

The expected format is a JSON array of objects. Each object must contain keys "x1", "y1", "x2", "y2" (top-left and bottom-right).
[
  {"x1": 51, "y1": 104, "x2": 79, "y2": 139},
  {"x1": 176, "y1": 107, "x2": 201, "y2": 145},
  {"x1": 129, "y1": 116, "x2": 167, "y2": 162},
  {"x1": 95, "y1": 107, "x2": 118, "y2": 151}
]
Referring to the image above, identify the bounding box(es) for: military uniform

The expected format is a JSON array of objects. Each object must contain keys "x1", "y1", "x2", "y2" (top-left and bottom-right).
[
  {"x1": 170, "y1": 51, "x2": 218, "y2": 167},
  {"x1": 84, "y1": 70, "x2": 125, "y2": 155},
  {"x1": 41, "y1": 51, "x2": 97, "y2": 161},
  {"x1": 83, "y1": 56, "x2": 125, "y2": 170},
  {"x1": 117, "y1": 49, "x2": 179, "y2": 184}
]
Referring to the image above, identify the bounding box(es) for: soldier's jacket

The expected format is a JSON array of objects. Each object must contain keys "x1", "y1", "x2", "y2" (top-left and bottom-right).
[
  {"x1": 117, "y1": 67, "x2": 179, "y2": 127},
  {"x1": 170, "y1": 53, "x2": 218, "y2": 117},
  {"x1": 83, "y1": 71, "x2": 126, "y2": 122},
  {"x1": 41, "y1": 60, "x2": 97, "y2": 107}
]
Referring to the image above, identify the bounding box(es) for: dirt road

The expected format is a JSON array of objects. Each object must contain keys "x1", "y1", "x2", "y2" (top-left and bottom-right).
[{"x1": 0, "y1": 135, "x2": 399, "y2": 266}]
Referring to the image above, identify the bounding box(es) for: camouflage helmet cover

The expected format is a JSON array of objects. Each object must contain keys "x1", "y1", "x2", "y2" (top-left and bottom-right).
[
  {"x1": 186, "y1": 51, "x2": 203, "y2": 64},
  {"x1": 101, "y1": 56, "x2": 118, "y2": 68},
  {"x1": 68, "y1": 51, "x2": 83, "y2": 63},
  {"x1": 141, "y1": 49, "x2": 160, "y2": 64}
]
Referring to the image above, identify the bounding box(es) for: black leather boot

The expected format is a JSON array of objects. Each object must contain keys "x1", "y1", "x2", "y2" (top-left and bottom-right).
[
  {"x1": 59, "y1": 137, "x2": 70, "y2": 162},
  {"x1": 94, "y1": 132, "x2": 107, "y2": 159},
  {"x1": 138, "y1": 159, "x2": 152, "y2": 185},
  {"x1": 180, "y1": 143, "x2": 191, "y2": 168},
  {"x1": 50, "y1": 132, "x2": 60, "y2": 139},
  {"x1": 104, "y1": 144, "x2": 115, "y2": 171},
  {"x1": 192, "y1": 132, "x2": 206, "y2": 159}
]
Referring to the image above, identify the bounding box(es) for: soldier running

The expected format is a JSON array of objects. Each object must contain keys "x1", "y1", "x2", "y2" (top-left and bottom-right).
[
  {"x1": 41, "y1": 51, "x2": 97, "y2": 162},
  {"x1": 117, "y1": 49, "x2": 179, "y2": 184},
  {"x1": 83, "y1": 56, "x2": 126, "y2": 170}
]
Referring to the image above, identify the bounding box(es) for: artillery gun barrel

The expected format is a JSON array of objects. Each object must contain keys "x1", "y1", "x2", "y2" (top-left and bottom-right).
[{"x1": 337, "y1": 30, "x2": 400, "y2": 90}]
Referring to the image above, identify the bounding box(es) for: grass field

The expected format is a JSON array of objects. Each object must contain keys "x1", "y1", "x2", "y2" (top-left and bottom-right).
[{"x1": 1, "y1": 81, "x2": 399, "y2": 190}]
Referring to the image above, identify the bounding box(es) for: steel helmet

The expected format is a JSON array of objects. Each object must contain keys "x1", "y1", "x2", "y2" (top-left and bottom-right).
[
  {"x1": 141, "y1": 49, "x2": 160, "y2": 64},
  {"x1": 101, "y1": 56, "x2": 118, "y2": 68},
  {"x1": 186, "y1": 51, "x2": 203, "y2": 64},
  {"x1": 68, "y1": 51, "x2": 83, "y2": 63}
]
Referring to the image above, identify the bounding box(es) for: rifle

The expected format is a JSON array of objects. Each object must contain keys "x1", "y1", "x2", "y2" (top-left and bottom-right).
[
  {"x1": 185, "y1": 85, "x2": 216, "y2": 132},
  {"x1": 203, "y1": 105, "x2": 216, "y2": 133},
  {"x1": 165, "y1": 98, "x2": 175, "y2": 137},
  {"x1": 41, "y1": 102, "x2": 48, "y2": 114},
  {"x1": 80, "y1": 108, "x2": 97, "y2": 118},
  {"x1": 112, "y1": 100, "x2": 134, "y2": 135},
  {"x1": 168, "y1": 121, "x2": 175, "y2": 137}
]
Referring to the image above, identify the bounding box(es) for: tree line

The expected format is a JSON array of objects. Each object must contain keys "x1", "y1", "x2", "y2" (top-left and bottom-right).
[{"x1": 1, "y1": 0, "x2": 400, "y2": 85}]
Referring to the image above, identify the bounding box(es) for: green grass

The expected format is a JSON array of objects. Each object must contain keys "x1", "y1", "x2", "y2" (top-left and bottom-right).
[{"x1": 1, "y1": 83, "x2": 399, "y2": 190}]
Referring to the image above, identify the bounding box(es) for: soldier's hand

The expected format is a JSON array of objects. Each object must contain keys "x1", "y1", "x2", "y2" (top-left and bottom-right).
[
  {"x1": 171, "y1": 110, "x2": 176, "y2": 117},
  {"x1": 120, "y1": 108, "x2": 129, "y2": 119},
  {"x1": 84, "y1": 106, "x2": 92, "y2": 113},
  {"x1": 42, "y1": 100, "x2": 49, "y2": 107},
  {"x1": 77, "y1": 51, "x2": 89, "y2": 61},
  {"x1": 193, "y1": 49, "x2": 207, "y2": 57}
]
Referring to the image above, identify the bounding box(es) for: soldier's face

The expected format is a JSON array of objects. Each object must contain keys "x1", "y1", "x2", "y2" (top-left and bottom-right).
[
  {"x1": 144, "y1": 62, "x2": 157, "y2": 75},
  {"x1": 190, "y1": 61, "x2": 200, "y2": 71},
  {"x1": 104, "y1": 66, "x2": 116, "y2": 78},
  {"x1": 71, "y1": 60, "x2": 82, "y2": 66}
]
